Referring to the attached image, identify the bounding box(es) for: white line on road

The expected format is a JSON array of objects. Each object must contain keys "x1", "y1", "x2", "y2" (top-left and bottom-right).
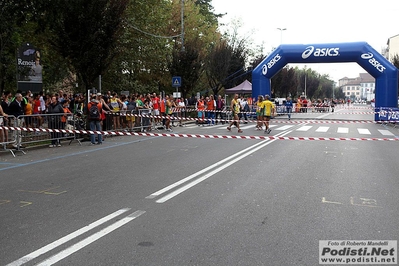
[
  {"x1": 337, "y1": 127, "x2": 349, "y2": 134},
  {"x1": 146, "y1": 138, "x2": 271, "y2": 199},
  {"x1": 155, "y1": 131, "x2": 293, "y2": 203},
  {"x1": 357, "y1": 128, "x2": 371, "y2": 135},
  {"x1": 275, "y1": 125, "x2": 294, "y2": 131},
  {"x1": 36, "y1": 210, "x2": 145, "y2": 266},
  {"x1": 316, "y1": 113, "x2": 332, "y2": 119},
  {"x1": 6, "y1": 208, "x2": 131, "y2": 266},
  {"x1": 378, "y1": 129, "x2": 394, "y2": 136},
  {"x1": 296, "y1": 126, "x2": 312, "y2": 131},
  {"x1": 315, "y1": 126, "x2": 329, "y2": 133}
]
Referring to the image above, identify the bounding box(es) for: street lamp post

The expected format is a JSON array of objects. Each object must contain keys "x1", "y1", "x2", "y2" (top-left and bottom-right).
[
  {"x1": 304, "y1": 65, "x2": 307, "y2": 98},
  {"x1": 332, "y1": 82, "x2": 335, "y2": 99},
  {"x1": 277, "y1": 28, "x2": 287, "y2": 44}
]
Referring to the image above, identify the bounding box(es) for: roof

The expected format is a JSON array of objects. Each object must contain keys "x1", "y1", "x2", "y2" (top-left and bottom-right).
[
  {"x1": 359, "y1": 73, "x2": 375, "y2": 82},
  {"x1": 387, "y1": 33, "x2": 399, "y2": 45},
  {"x1": 345, "y1": 79, "x2": 360, "y2": 86},
  {"x1": 225, "y1": 80, "x2": 252, "y2": 94}
]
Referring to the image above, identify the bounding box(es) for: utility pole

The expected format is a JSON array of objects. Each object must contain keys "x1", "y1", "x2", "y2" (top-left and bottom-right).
[
  {"x1": 332, "y1": 82, "x2": 335, "y2": 99},
  {"x1": 181, "y1": 0, "x2": 185, "y2": 52},
  {"x1": 304, "y1": 74, "x2": 307, "y2": 97},
  {"x1": 304, "y1": 65, "x2": 307, "y2": 98}
]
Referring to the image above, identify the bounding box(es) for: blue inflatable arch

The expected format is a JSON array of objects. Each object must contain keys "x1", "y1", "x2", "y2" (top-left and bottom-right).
[{"x1": 252, "y1": 42, "x2": 398, "y2": 113}]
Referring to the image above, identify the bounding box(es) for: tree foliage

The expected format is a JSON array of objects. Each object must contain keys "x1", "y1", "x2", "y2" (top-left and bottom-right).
[
  {"x1": 0, "y1": 0, "x2": 339, "y2": 100},
  {"x1": 40, "y1": 0, "x2": 129, "y2": 91},
  {"x1": 0, "y1": 0, "x2": 36, "y2": 93}
]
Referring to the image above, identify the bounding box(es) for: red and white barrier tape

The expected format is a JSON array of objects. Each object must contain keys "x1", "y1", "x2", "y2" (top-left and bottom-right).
[
  {"x1": 110, "y1": 113, "x2": 392, "y2": 124},
  {"x1": 173, "y1": 105, "x2": 375, "y2": 113},
  {"x1": 1, "y1": 126, "x2": 398, "y2": 141}
]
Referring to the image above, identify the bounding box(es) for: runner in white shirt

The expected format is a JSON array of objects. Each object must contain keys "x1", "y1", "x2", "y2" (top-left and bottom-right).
[{"x1": 178, "y1": 97, "x2": 186, "y2": 126}]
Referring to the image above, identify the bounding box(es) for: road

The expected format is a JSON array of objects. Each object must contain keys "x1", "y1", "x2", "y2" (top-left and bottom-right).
[{"x1": 1, "y1": 104, "x2": 398, "y2": 266}]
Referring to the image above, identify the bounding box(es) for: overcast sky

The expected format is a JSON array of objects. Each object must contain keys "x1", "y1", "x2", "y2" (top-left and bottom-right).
[{"x1": 211, "y1": 0, "x2": 399, "y2": 83}]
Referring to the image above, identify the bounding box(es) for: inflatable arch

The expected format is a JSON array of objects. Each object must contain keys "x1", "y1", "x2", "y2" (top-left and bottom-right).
[{"x1": 252, "y1": 42, "x2": 398, "y2": 119}]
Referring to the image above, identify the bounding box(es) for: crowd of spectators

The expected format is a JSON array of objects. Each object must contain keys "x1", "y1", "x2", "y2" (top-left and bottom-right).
[
  {"x1": 1, "y1": 90, "x2": 199, "y2": 147},
  {"x1": 1, "y1": 89, "x2": 261, "y2": 148}
]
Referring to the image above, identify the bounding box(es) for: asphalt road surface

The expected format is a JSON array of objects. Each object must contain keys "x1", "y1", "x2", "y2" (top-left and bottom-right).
[{"x1": 1, "y1": 104, "x2": 398, "y2": 266}]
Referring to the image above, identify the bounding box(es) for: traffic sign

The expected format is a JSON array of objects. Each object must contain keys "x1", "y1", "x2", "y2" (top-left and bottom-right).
[{"x1": 172, "y1": 76, "x2": 181, "y2": 87}]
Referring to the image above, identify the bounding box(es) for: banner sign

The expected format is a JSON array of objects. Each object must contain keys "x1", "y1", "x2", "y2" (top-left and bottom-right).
[
  {"x1": 376, "y1": 107, "x2": 399, "y2": 122},
  {"x1": 17, "y1": 43, "x2": 43, "y2": 92}
]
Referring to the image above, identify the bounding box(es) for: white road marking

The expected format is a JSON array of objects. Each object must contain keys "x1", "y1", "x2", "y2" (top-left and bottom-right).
[
  {"x1": 316, "y1": 113, "x2": 331, "y2": 119},
  {"x1": 36, "y1": 210, "x2": 146, "y2": 266},
  {"x1": 296, "y1": 126, "x2": 312, "y2": 131},
  {"x1": 6, "y1": 208, "x2": 131, "y2": 266},
  {"x1": 357, "y1": 128, "x2": 371, "y2": 135},
  {"x1": 275, "y1": 125, "x2": 294, "y2": 131},
  {"x1": 337, "y1": 127, "x2": 349, "y2": 134},
  {"x1": 315, "y1": 126, "x2": 329, "y2": 132},
  {"x1": 154, "y1": 131, "x2": 293, "y2": 203},
  {"x1": 378, "y1": 129, "x2": 394, "y2": 136},
  {"x1": 146, "y1": 125, "x2": 300, "y2": 199},
  {"x1": 146, "y1": 138, "x2": 273, "y2": 199}
]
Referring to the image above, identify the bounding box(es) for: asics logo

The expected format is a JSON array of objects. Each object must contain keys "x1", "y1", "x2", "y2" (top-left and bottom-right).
[
  {"x1": 361, "y1": 52, "x2": 386, "y2": 73},
  {"x1": 262, "y1": 54, "x2": 281, "y2": 76},
  {"x1": 302, "y1": 46, "x2": 340, "y2": 59},
  {"x1": 361, "y1": 52, "x2": 373, "y2": 59}
]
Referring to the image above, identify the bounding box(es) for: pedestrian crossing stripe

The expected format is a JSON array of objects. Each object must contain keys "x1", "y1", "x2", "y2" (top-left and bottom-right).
[
  {"x1": 337, "y1": 127, "x2": 349, "y2": 134},
  {"x1": 274, "y1": 125, "x2": 293, "y2": 130},
  {"x1": 297, "y1": 126, "x2": 312, "y2": 131},
  {"x1": 185, "y1": 123, "x2": 396, "y2": 136},
  {"x1": 378, "y1": 129, "x2": 394, "y2": 136},
  {"x1": 357, "y1": 128, "x2": 371, "y2": 135},
  {"x1": 315, "y1": 126, "x2": 329, "y2": 132}
]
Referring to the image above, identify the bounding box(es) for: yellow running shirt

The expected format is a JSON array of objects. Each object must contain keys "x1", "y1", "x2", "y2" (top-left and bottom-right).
[{"x1": 261, "y1": 100, "x2": 274, "y2": 117}]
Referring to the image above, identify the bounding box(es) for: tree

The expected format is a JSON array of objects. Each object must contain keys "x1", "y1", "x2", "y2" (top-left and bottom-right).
[
  {"x1": 205, "y1": 40, "x2": 233, "y2": 96},
  {"x1": 167, "y1": 0, "x2": 219, "y2": 97},
  {"x1": 271, "y1": 66, "x2": 298, "y2": 98},
  {"x1": 205, "y1": 18, "x2": 252, "y2": 96},
  {"x1": 0, "y1": 0, "x2": 36, "y2": 93},
  {"x1": 104, "y1": 0, "x2": 174, "y2": 94},
  {"x1": 169, "y1": 41, "x2": 202, "y2": 98},
  {"x1": 40, "y1": 0, "x2": 129, "y2": 91}
]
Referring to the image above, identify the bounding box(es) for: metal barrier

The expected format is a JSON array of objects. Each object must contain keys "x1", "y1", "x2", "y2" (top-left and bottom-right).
[
  {"x1": 1, "y1": 113, "x2": 82, "y2": 157},
  {"x1": 1, "y1": 115, "x2": 18, "y2": 155},
  {"x1": 112, "y1": 108, "x2": 161, "y2": 132}
]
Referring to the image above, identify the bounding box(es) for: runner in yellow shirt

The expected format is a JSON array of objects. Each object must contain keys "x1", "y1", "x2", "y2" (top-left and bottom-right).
[
  {"x1": 261, "y1": 95, "x2": 275, "y2": 134},
  {"x1": 227, "y1": 94, "x2": 243, "y2": 133},
  {"x1": 255, "y1": 95, "x2": 264, "y2": 130}
]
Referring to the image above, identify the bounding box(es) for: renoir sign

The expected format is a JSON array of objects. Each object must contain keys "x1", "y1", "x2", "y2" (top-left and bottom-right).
[{"x1": 17, "y1": 43, "x2": 43, "y2": 92}]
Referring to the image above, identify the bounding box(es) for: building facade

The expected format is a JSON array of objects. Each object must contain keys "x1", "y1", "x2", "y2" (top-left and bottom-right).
[
  {"x1": 339, "y1": 73, "x2": 375, "y2": 101},
  {"x1": 385, "y1": 34, "x2": 399, "y2": 62},
  {"x1": 339, "y1": 34, "x2": 397, "y2": 102}
]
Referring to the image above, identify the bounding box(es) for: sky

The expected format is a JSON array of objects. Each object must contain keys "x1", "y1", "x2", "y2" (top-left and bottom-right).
[{"x1": 211, "y1": 0, "x2": 399, "y2": 83}]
